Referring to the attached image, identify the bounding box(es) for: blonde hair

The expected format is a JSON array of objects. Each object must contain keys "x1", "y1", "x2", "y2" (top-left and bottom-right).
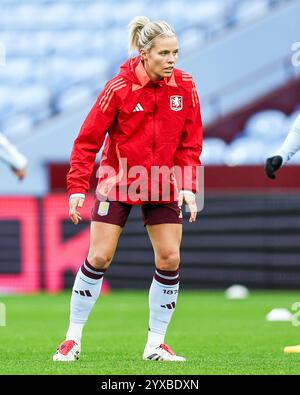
[{"x1": 128, "y1": 16, "x2": 176, "y2": 56}]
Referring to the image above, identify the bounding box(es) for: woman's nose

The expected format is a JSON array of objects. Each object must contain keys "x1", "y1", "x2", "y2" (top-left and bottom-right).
[{"x1": 168, "y1": 55, "x2": 175, "y2": 63}]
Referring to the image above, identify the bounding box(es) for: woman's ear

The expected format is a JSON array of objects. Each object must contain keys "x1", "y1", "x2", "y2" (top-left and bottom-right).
[{"x1": 140, "y1": 49, "x2": 147, "y2": 61}]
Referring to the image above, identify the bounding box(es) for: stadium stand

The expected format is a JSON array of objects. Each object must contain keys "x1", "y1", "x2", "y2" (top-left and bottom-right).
[
  {"x1": 201, "y1": 107, "x2": 300, "y2": 166},
  {"x1": 0, "y1": 0, "x2": 292, "y2": 135},
  {"x1": 202, "y1": 76, "x2": 300, "y2": 165}
]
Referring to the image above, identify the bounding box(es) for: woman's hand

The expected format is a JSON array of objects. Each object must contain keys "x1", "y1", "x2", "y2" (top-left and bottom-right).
[
  {"x1": 177, "y1": 190, "x2": 197, "y2": 223},
  {"x1": 11, "y1": 165, "x2": 27, "y2": 180},
  {"x1": 69, "y1": 194, "x2": 85, "y2": 225}
]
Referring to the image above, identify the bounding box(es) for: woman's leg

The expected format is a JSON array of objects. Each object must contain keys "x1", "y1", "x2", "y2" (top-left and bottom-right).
[
  {"x1": 53, "y1": 222, "x2": 122, "y2": 361},
  {"x1": 144, "y1": 223, "x2": 185, "y2": 361},
  {"x1": 68, "y1": 222, "x2": 122, "y2": 333}
]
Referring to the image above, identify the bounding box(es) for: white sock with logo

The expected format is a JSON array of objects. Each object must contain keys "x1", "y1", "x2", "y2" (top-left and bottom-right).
[
  {"x1": 147, "y1": 268, "x2": 179, "y2": 348},
  {"x1": 66, "y1": 259, "x2": 106, "y2": 344}
]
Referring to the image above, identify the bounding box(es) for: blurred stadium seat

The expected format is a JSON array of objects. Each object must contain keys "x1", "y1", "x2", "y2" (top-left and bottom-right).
[
  {"x1": 2, "y1": 113, "x2": 34, "y2": 140},
  {"x1": 234, "y1": 0, "x2": 271, "y2": 25},
  {"x1": 224, "y1": 137, "x2": 267, "y2": 165},
  {"x1": 201, "y1": 138, "x2": 227, "y2": 165},
  {"x1": 243, "y1": 109, "x2": 287, "y2": 140},
  {"x1": 56, "y1": 85, "x2": 94, "y2": 113}
]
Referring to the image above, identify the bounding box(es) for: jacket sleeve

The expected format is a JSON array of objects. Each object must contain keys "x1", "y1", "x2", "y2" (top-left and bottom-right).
[
  {"x1": 0, "y1": 132, "x2": 28, "y2": 171},
  {"x1": 67, "y1": 83, "x2": 119, "y2": 196},
  {"x1": 173, "y1": 81, "x2": 203, "y2": 194},
  {"x1": 275, "y1": 114, "x2": 300, "y2": 165}
]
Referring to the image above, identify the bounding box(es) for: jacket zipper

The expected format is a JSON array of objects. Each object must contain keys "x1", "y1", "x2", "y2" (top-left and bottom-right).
[{"x1": 152, "y1": 86, "x2": 157, "y2": 165}]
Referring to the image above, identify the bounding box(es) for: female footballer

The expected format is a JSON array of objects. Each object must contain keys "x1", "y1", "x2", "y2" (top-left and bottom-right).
[
  {"x1": 265, "y1": 113, "x2": 300, "y2": 354},
  {"x1": 53, "y1": 16, "x2": 203, "y2": 362}
]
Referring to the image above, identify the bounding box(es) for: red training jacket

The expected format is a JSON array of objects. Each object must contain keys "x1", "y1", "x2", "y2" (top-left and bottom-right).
[{"x1": 67, "y1": 56, "x2": 203, "y2": 204}]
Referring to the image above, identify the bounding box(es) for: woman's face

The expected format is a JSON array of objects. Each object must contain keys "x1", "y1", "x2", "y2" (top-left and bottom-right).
[{"x1": 141, "y1": 36, "x2": 179, "y2": 81}]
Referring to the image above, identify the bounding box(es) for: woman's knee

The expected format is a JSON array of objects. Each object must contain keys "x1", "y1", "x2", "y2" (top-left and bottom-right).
[
  {"x1": 156, "y1": 251, "x2": 180, "y2": 271},
  {"x1": 87, "y1": 252, "x2": 112, "y2": 270}
]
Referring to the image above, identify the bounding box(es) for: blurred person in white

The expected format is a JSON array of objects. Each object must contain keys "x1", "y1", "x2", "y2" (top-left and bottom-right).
[
  {"x1": 265, "y1": 114, "x2": 300, "y2": 179},
  {"x1": 0, "y1": 132, "x2": 27, "y2": 180},
  {"x1": 265, "y1": 114, "x2": 300, "y2": 354}
]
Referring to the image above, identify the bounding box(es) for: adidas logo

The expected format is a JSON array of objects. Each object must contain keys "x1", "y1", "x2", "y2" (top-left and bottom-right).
[
  {"x1": 133, "y1": 103, "x2": 144, "y2": 112},
  {"x1": 146, "y1": 353, "x2": 161, "y2": 361},
  {"x1": 160, "y1": 302, "x2": 176, "y2": 309},
  {"x1": 74, "y1": 290, "x2": 92, "y2": 297}
]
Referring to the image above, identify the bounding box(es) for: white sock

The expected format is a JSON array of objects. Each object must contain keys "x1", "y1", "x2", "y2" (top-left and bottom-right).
[
  {"x1": 146, "y1": 331, "x2": 165, "y2": 348},
  {"x1": 66, "y1": 323, "x2": 84, "y2": 344},
  {"x1": 66, "y1": 259, "x2": 106, "y2": 343},
  {"x1": 147, "y1": 268, "x2": 179, "y2": 348}
]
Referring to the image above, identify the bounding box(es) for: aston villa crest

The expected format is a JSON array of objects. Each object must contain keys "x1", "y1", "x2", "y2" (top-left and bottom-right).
[
  {"x1": 170, "y1": 95, "x2": 183, "y2": 111},
  {"x1": 98, "y1": 201, "x2": 110, "y2": 216}
]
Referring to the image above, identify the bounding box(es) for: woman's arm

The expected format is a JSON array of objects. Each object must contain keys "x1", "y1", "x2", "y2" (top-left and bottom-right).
[
  {"x1": 0, "y1": 132, "x2": 28, "y2": 179},
  {"x1": 67, "y1": 81, "x2": 120, "y2": 197},
  {"x1": 265, "y1": 114, "x2": 300, "y2": 179},
  {"x1": 174, "y1": 81, "x2": 203, "y2": 222},
  {"x1": 174, "y1": 81, "x2": 203, "y2": 194}
]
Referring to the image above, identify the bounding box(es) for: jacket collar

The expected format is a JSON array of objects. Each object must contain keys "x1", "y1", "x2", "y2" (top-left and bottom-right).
[{"x1": 132, "y1": 58, "x2": 177, "y2": 91}]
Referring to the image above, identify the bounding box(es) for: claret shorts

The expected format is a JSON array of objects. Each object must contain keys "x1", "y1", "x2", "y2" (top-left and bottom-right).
[{"x1": 91, "y1": 199, "x2": 183, "y2": 228}]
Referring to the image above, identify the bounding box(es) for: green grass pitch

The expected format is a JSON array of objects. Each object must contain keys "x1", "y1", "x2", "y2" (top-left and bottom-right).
[{"x1": 1, "y1": 290, "x2": 300, "y2": 375}]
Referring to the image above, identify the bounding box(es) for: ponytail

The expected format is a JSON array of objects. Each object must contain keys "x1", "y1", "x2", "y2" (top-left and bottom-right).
[{"x1": 128, "y1": 16, "x2": 176, "y2": 56}]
